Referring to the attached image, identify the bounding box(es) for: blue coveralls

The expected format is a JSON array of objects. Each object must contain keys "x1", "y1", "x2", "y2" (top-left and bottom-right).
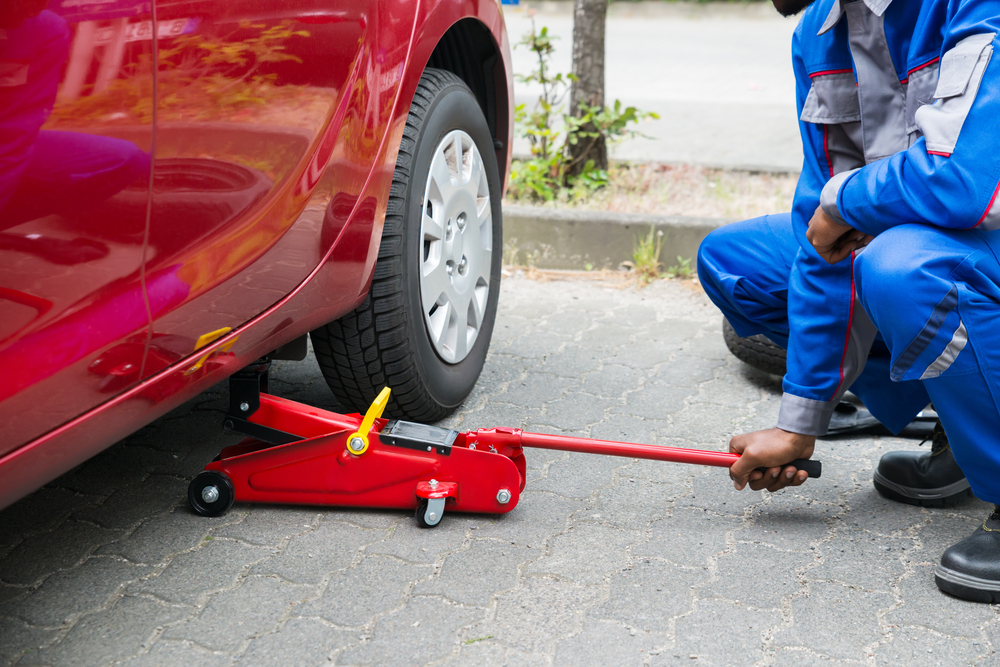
[{"x1": 697, "y1": 0, "x2": 1000, "y2": 503}]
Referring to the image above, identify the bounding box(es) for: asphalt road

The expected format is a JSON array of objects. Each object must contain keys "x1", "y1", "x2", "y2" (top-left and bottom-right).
[
  {"x1": 505, "y1": 2, "x2": 803, "y2": 172},
  {"x1": 1, "y1": 274, "x2": 995, "y2": 666}
]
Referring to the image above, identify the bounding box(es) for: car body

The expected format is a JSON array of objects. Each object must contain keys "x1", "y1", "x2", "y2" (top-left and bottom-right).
[{"x1": 0, "y1": 0, "x2": 513, "y2": 510}]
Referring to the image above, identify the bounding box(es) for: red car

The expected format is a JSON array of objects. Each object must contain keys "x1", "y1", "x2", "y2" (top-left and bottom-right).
[{"x1": 0, "y1": 0, "x2": 513, "y2": 509}]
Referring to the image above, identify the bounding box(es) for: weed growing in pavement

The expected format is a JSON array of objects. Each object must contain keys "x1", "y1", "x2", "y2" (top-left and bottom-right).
[
  {"x1": 503, "y1": 237, "x2": 522, "y2": 267},
  {"x1": 624, "y1": 226, "x2": 664, "y2": 284},
  {"x1": 509, "y1": 19, "x2": 657, "y2": 202},
  {"x1": 665, "y1": 256, "x2": 694, "y2": 280},
  {"x1": 464, "y1": 636, "x2": 494, "y2": 645}
]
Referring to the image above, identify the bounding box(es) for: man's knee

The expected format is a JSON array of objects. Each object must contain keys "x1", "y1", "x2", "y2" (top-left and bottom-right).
[
  {"x1": 696, "y1": 215, "x2": 772, "y2": 287},
  {"x1": 854, "y1": 225, "x2": 929, "y2": 311}
]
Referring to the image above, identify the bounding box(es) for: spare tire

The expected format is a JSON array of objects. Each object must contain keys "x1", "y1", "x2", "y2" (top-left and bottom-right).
[{"x1": 722, "y1": 318, "x2": 786, "y2": 376}]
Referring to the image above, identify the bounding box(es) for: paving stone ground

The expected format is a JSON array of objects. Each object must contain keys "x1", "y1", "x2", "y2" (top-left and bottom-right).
[{"x1": 1, "y1": 274, "x2": 998, "y2": 666}]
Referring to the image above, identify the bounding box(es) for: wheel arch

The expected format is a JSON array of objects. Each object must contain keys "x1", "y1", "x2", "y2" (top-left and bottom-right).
[{"x1": 409, "y1": 9, "x2": 512, "y2": 186}]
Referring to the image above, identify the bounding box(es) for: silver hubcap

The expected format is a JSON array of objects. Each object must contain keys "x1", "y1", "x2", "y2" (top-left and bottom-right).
[{"x1": 420, "y1": 130, "x2": 492, "y2": 364}]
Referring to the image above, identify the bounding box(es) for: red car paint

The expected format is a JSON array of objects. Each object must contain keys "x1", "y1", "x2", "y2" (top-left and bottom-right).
[{"x1": 0, "y1": 0, "x2": 513, "y2": 509}]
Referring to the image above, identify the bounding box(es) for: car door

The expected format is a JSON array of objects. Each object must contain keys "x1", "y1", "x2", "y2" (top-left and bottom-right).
[
  {"x1": 0, "y1": 0, "x2": 154, "y2": 454},
  {"x1": 140, "y1": 0, "x2": 413, "y2": 379}
]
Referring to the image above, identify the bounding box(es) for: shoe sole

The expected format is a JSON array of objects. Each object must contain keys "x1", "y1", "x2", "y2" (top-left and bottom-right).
[
  {"x1": 872, "y1": 471, "x2": 972, "y2": 508},
  {"x1": 935, "y1": 564, "x2": 1000, "y2": 603}
]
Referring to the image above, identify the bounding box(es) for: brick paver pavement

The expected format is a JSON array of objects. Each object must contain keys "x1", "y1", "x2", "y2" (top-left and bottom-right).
[{"x1": 0, "y1": 275, "x2": 995, "y2": 666}]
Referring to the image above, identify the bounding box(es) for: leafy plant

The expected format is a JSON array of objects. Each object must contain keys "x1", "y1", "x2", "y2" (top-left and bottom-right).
[
  {"x1": 508, "y1": 20, "x2": 657, "y2": 202},
  {"x1": 666, "y1": 256, "x2": 694, "y2": 280},
  {"x1": 630, "y1": 226, "x2": 664, "y2": 283}
]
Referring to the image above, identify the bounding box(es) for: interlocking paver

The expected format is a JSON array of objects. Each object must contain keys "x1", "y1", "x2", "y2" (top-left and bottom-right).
[
  {"x1": 884, "y1": 564, "x2": 986, "y2": 639},
  {"x1": 772, "y1": 581, "x2": 895, "y2": 660},
  {"x1": 671, "y1": 599, "x2": 781, "y2": 666},
  {"x1": 524, "y1": 522, "x2": 644, "y2": 585},
  {"x1": 337, "y1": 596, "x2": 479, "y2": 666},
  {"x1": 72, "y1": 475, "x2": 188, "y2": 530},
  {"x1": 553, "y1": 619, "x2": 664, "y2": 666},
  {"x1": 3, "y1": 275, "x2": 999, "y2": 666},
  {"x1": 116, "y1": 640, "x2": 233, "y2": 667},
  {"x1": 586, "y1": 476, "x2": 684, "y2": 530},
  {"x1": 699, "y1": 543, "x2": 811, "y2": 609},
  {"x1": 468, "y1": 576, "x2": 602, "y2": 655},
  {"x1": 467, "y1": 491, "x2": 584, "y2": 548},
  {"x1": 875, "y1": 626, "x2": 986, "y2": 666},
  {"x1": 416, "y1": 540, "x2": 533, "y2": 605},
  {"x1": 239, "y1": 618, "x2": 358, "y2": 666},
  {"x1": 126, "y1": 538, "x2": 274, "y2": 604},
  {"x1": 300, "y1": 556, "x2": 431, "y2": 626},
  {"x1": 210, "y1": 506, "x2": 321, "y2": 546},
  {"x1": 21, "y1": 596, "x2": 188, "y2": 667},
  {"x1": 590, "y1": 558, "x2": 707, "y2": 633},
  {"x1": 531, "y1": 451, "x2": 627, "y2": 500},
  {"x1": 251, "y1": 521, "x2": 388, "y2": 585},
  {"x1": 96, "y1": 508, "x2": 227, "y2": 565},
  {"x1": 633, "y1": 509, "x2": 741, "y2": 566},
  {"x1": 161, "y1": 576, "x2": 311, "y2": 652},
  {"x1": 0, "y1": 520, "x2": 125, "y2": 586},
  {"x1": 5, "y1": 557, "x2": 153, "y2": 627},
  {"x1": 0, "y1": 618, "x2": 57, "y2": 666},
  {"x1": 806, "y1": 529, "x2": 912, "y2": 592}
]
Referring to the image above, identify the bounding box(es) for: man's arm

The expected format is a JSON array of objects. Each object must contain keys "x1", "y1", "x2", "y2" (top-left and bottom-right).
[
  {"x1": 728, "y1": 21, "x2": 875, "y2": 490},
  {"x1": 824, "y1": 3, "x2": 1000, "y2": 237}
]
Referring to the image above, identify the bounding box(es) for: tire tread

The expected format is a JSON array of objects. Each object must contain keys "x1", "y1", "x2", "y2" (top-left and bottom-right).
[{"x1": 312, "y1": 69, "x2": 475, "y2": 422}]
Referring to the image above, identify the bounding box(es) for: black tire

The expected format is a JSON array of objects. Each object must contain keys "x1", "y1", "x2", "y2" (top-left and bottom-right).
[
  {"x1": 188, "y1": 471, "x2": 235, "y2": 517},
  {"x1": 311, "y1": 69, "x2": 503, "y2": 421},
  {"x1": 722, "y1": 318, "x2": 787, "y2": 376}
]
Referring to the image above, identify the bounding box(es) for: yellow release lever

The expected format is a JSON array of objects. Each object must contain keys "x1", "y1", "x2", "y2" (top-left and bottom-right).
[{"x1": 345, "y1": 386, "x2": 391, "y2": 455}]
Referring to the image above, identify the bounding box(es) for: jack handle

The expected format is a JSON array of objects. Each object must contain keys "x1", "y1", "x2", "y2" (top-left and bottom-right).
[{"x1": 468, "y1": 428, "x2": 821, "y2": 479}]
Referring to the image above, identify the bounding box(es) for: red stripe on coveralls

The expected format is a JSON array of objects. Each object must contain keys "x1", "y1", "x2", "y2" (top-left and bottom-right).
[
  {"x1": 831, "y1": 251, "x2": 856, "y2": 400},
  {"x1": 901, "y1": 56, "x2": 940, "y2": 84},
  {"x1": 809, "y1": 68, "x2": 854, "y2": 78},
  {"x1": 973, "y1": 178, "x2": 1000, "y2": 228},
  {"x1": 926, "y1": 150, "x2": 952, "y2": 157},
  {"x1": 823, "y1": 125, "x2": 834, "y2": 178}
]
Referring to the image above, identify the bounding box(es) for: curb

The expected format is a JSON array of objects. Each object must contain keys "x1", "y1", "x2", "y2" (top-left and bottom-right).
[{"x1": 502, "y1": 204, "x2": 733, "y2": 270}]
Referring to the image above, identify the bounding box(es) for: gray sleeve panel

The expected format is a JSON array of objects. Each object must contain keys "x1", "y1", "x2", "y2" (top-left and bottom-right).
[
  {"x1": 777, "y1": 393, "x2": 838, "y2": 436},
  {"x1": 905, "y1": 63, "x2": 940, "y2": 135},
  {"x1": 801, "y1": 72, "x2": 862, "y2": 124},
  {"x1": 826, "y1": 123, "x2": 866, "y2": 174},
  {"x1": 776, "y1": 277, "x2": 878, "y2": 437},
  {"x1": 916, "y1": 33, "x2": 995, "y2": 155},
  {"x1": 820, "y1": 167, "x2": 860, "y2": 225},
  {"x1": 836, "y1": 296, "x2": 879, "y2": 401}
]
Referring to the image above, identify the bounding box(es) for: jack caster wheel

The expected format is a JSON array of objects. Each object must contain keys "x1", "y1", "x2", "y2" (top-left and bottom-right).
[
  {"x1": 415, "y1": 497, "x2": 445, "y2": 528},
  {"x1": 189, "y1": 471, "x2": 235, "y2": 517}
]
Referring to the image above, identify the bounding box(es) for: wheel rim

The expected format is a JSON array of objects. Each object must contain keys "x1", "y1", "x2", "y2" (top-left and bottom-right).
[{"x1": 419, "y1": 129, "x2": 493, "y2": 364}]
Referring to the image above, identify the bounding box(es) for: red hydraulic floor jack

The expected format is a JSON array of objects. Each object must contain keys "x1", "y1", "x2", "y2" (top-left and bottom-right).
[{"x1": 190, "y1": 359, "x2": 821, "y2": 527}]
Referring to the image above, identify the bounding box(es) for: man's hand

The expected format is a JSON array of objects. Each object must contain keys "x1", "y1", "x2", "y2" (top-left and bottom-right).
[
  {"x1": 806, "y1": 206, "x2": 873, "y2": 265},
  {"x1": 729, "y1": 428, "x2": 816, "y2": 492}
]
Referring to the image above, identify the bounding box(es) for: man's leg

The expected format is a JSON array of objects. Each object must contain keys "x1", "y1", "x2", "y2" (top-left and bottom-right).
[
  {"x1": 855, "y1": 224, "x2": 1000, "y2": 601},
  {"x1": 698, "y1": 214, "x2": 930, "y2": 429},
  {"x1": 697, "y1": 213, "x2": 796, "y2": 347}
]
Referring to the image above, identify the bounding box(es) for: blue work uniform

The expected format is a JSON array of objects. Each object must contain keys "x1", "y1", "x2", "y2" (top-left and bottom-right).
[{"x1": 698, "y1": 0, "x2": 1000, "y2": 503}]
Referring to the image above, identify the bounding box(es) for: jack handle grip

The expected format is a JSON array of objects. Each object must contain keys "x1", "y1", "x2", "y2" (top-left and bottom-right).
[{"x1": 757, "y1": 459, "x2": 822, "y2": 479}]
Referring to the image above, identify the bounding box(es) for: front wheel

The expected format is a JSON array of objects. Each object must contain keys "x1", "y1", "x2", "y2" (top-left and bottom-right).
[{"x1": 312, "y1": 69, "x2": 503, "y2": 421}]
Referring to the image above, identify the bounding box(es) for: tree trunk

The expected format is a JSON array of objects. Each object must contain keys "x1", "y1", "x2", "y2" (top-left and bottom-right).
[{"x1": 567, "y1": 0, "x2": 607, "y2": 179}]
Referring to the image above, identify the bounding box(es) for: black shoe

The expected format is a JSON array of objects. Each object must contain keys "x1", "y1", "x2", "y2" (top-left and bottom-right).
[
  {"x1": 936, "y1": 506, "x2": 1000, "y2": 602},
  {"x1": 873, "y1": 420, "x2": 972, "y2": 507}
]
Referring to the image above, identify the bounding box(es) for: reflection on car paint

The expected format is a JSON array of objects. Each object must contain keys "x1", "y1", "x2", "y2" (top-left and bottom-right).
[{"x1": 0, "y1": 0, "x2": 153, "y2": 454}]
